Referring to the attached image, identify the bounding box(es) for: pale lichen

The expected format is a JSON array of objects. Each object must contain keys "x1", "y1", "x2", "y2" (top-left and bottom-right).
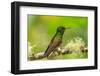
[{"x1": 62, "y1": 37, "x2": 87, "y2": 54}]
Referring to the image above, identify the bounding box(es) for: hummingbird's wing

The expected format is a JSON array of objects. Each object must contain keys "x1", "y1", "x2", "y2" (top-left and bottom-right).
[{"x1": 44, "y1": 39, "x2": 62, "y2": 57}]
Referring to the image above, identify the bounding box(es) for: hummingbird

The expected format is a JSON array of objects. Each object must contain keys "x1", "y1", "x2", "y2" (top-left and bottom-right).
[{"x1": 44, "y1": 26, "x2": 68, "y2": 57}]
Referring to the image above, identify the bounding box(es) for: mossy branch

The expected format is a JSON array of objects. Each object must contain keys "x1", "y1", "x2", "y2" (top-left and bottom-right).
[{"x1": 28, "y1": 47, "x2": 88, "y2": 61}]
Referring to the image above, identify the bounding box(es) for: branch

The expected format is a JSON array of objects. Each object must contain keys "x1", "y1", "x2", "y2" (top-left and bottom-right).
[{"x1": 28, "y1": 47, "x2": 88, "y2": 61}]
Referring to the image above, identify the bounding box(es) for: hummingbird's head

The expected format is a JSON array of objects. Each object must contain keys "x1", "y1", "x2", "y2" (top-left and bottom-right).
[
  {"x1": 57, "y1": 26, "x2": 70, "y2": 34},
  {"x1": 57, "y1": 26, "x2": 66, "y2": 33}
]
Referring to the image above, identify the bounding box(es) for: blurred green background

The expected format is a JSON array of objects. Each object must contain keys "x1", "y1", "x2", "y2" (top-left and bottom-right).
[{"x1": 28, "y1": 15, "x2": 88, "y2": 60}]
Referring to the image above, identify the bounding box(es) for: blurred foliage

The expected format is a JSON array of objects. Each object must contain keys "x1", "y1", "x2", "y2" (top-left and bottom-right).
[{"x1": 28, "y1": 15, "x2": 88, "y2": 60}]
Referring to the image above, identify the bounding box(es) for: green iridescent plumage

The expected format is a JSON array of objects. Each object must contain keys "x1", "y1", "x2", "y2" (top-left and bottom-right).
[{"x1": 44, "y1": 26, "x2": 66, "y2": 57}]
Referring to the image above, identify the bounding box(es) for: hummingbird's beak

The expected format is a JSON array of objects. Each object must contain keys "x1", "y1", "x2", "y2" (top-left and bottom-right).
[{"x1": 65, "y1": 27, "x2": 71, "y2": 30}]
